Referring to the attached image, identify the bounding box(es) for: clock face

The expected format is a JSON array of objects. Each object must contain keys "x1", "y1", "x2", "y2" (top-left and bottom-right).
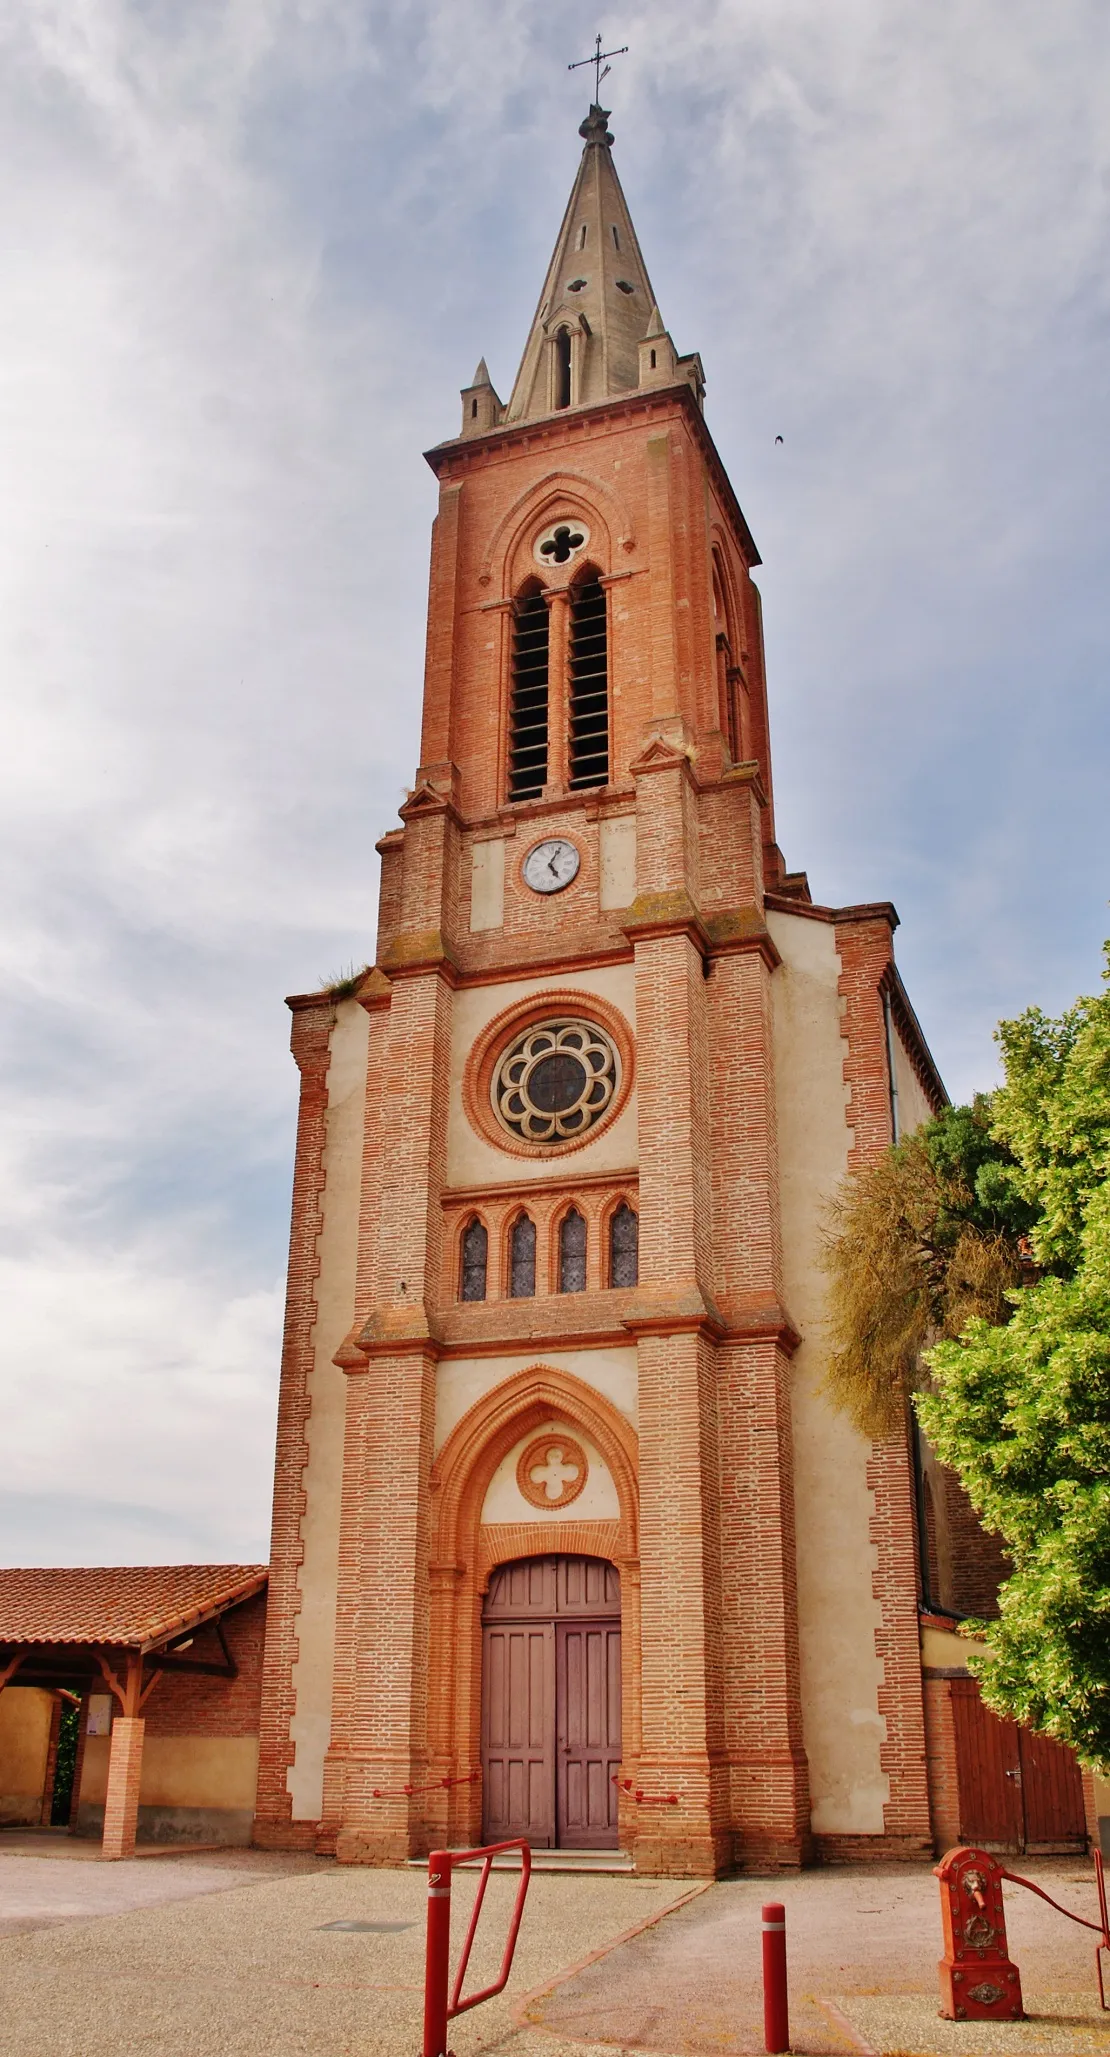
[{"x1": 523, "y1": 837, "x2": 581, "y2": 894}]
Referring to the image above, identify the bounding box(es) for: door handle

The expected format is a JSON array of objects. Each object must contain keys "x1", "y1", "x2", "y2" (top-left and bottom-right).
[{"x1": 1005, "y1": 1769, "x2": 1022, "y2": 1781}]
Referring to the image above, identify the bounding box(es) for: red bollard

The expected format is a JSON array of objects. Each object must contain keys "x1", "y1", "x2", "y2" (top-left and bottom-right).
[
  {"x1": 423, "y1": 1850, "x2": 452, "y2": 2057},
  {"x1": 761, "y1": 1900, "x2": 789, "y2": 2054}
]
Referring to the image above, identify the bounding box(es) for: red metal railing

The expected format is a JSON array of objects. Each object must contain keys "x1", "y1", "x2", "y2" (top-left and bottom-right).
[{"x1": 422, "y1": 1840, "x2": 531, "y2": 2057}]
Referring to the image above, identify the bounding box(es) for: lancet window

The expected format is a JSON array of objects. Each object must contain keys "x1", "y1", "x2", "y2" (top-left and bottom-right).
[
  {"x1": 509, "y1": 1214, "x2": 537, "y2": 1298},
  {"x1": 459, "y1": 1217, "x2": 488, "y2": 1302},
  {"x1": 608, "y1": 1201, "x2": 638, "y2": 1288},
  {"x1": 554, "y1": 328, "x2": 572, "y2": 410},
  {"x1": 506, "y1": 569, "x2": 609, "y2": 803},
  {"x1": 558, "y1": 1208, "x2": 587, "y2": 1293},
  {"x1": 568, "y1": 574, "x2": 609, "y2": 789},
  {"x1": 508, "y1": 585, "x2": 550, "y2": 801},
  {"x1": 712, "y1": 551, "x2": 745, "y2": 763}
]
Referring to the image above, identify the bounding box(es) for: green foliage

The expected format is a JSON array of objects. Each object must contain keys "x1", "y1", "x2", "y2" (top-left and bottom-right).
[
  {"x1": 821, "y1": 1096, "x2": 1029, "y2": 1437},
  {"x1": 919, "y1": 945, "x2": 1110, "y2": 1767},
  {"x1": 49, "y1": 1697, "x2": 80, "y2": 1825},
  {"x1": 990, "y1": 951, "x2": 1110, "y2": 1274},
  {"x1": 320, "y1": 963, "x2": 371, "y2": 1001}
]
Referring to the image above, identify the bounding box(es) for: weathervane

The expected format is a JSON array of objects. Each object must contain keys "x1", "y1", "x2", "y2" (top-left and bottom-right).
[{"x1": 568, "y1": 33, "x2": 628, "y2": 102}]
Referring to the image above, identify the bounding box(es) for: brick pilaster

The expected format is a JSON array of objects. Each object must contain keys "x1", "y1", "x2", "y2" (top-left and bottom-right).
[
  {"x1": 101, "y1": 1716, "x2": 144, "y2": 1860},
  {"x1": 254, "y1": 1000, "x2": 336, "y2": 1847}
]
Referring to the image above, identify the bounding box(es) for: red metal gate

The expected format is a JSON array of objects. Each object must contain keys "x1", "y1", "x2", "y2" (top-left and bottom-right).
[{"x1": 951, "y1": 1678, "x2": 1086, "y2": 1851}]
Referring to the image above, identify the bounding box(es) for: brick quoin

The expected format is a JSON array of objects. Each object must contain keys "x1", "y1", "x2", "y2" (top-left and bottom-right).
[{"x1": 254, "y1": 108, "x2": 1009, "y2": 1873}]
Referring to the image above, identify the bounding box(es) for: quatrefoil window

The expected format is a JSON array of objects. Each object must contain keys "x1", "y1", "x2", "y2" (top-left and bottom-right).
[
  {"x1": 517, "y1": 1432, "x2": 588, "y2": 1510},
  {"x1": 491, "y1": 1018, "x2": 617, "y2": 1144},
  {"x1": 534, "y1": 520, "x2": 590, "y2": 568}
]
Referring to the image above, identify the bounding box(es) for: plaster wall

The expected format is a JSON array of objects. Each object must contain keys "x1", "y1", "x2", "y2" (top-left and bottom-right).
[
  {"x1": 80, "y1": 1733, "x2": 259, "y2": 1812},
  {"x1": 482, "y1": 1423, "x2": 618, "y2": 1522},
  {"x1": 598, "y1": 814, "x2": 637, "y2": 910},
  {"x1": 288, "y1": 996, "x2": 369, "y2": 1822},
  {"x1": 920, "y1": 1623, "x2": 984, "y2": 1672},
  {"x1": 0, "y1": 1687, "x2": 52, "y2": 1824},
  {"x1": 892, "y1": 1023, "x2": 936, "y2": 1137},
  {"x1": 435, "y1": 1345, "x2": 639, "y2": 1453},
  {"x1": 446, "y1": 964, "x2": 638, "y2": 1186},
  {"x1": 767, "y1": 907, "x2": 888, "y2": 1835},
  {"x1": 470, "y1": 839, "x2": 506, "y2": 931}
]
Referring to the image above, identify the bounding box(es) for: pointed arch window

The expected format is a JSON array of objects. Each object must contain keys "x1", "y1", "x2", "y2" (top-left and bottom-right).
[
  {"x1": 568, "y1": 574, "x2": 609, "y2": 789},
  {"x1": 508, "y1": 585, "x2": 549, "y2": 801},
  {"x1": 509, "y1": 1214, "x2": 537, "y2": 1298},
  {"x1": 608, "y1": 1201, "x2": 638, "y2": 1288},
  {"x1": 558, "y1": 1208, "x2": 587, "y2": 1293},
  {"x1": 459, "y1": 1217, "x2": 488, "y2": 1302},
  {"x1": 554, "y1": 327, "x2": 572, "y2": 410},
  {"x1": 712, "y1": 553, "x2": 742, "y2": 762}
]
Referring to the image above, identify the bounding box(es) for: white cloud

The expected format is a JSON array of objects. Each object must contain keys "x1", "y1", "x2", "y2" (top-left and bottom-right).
[{"x1": 0, "y1": 0, "x2": 1107, "y2": 1559}]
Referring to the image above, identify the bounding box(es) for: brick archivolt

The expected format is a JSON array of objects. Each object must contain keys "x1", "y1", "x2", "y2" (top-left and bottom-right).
[
  {"x1": 423, "y1": 1363, "x2": 641, "y2": 1845},
  {"x1": 479, "y1": 469, "x2": 636, "y2": 594},
  {"x1": 430, "y1": 1362, "x2": 639, "y2": 1565},
  {"x1": 444, "y1": 1176, "x2": 638, "y2": 1299}
]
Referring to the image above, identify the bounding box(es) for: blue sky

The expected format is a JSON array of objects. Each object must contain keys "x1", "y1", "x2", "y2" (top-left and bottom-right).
[{"x1": 1, "y1": 0, "x2": 1107, "y2": 1563}]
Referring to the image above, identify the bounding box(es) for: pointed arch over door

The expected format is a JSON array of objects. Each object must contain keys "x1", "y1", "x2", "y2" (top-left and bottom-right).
[{"x1": 425, "y1": 1366, "x2": 640, "y2": 1853}]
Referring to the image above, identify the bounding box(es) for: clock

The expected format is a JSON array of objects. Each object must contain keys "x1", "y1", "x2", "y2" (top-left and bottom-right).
[{"x1": 523, "y1": 837, "x2": 581, "y2": 894}]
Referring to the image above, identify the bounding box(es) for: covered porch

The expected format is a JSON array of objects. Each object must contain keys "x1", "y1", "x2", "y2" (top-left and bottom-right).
[{"x1": 0, "y1": 1565, "x2": 267, "y2": 1859}]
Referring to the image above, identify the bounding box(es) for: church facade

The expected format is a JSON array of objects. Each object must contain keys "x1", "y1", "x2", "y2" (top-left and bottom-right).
[{"x1": 254, "y1": 105, "x2": 955, "y2": 1876}]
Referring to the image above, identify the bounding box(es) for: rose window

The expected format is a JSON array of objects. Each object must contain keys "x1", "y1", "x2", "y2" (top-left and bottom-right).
[{"x1": 491, "y1": 1018, "x2": 617, "y2": 1144}]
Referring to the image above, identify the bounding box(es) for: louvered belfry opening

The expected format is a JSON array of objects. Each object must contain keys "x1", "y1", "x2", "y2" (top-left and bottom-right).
[
  {"x1": 568, "y1": 574, "x2": 609, "y2": 789},
  {"x1": 508, "y1": 584, "x2": 550, "y2": 801}
]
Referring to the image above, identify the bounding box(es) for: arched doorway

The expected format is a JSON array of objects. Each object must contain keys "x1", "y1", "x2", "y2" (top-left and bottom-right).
[{"x1": 481, "y1": 1554, "x2": 620, "y2": 1850}]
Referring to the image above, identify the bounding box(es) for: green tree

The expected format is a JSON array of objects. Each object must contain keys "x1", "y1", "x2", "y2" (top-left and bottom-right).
[
  {"x1": 918, "y1": 946, "x2": 1110, "y2": 1764},
  {"x1": 821, "y1": 1096, "x2": 1034, "y2": 1438}
]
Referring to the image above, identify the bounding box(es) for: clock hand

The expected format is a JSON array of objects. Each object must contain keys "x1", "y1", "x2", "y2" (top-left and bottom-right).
[{"x1": 548, "y1": 853, "x2": 560, "y2": 874}]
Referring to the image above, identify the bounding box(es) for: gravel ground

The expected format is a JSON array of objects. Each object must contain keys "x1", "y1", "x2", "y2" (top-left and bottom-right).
[
  {"x1": 0, "y1": 1845, "x2": 689, "y2": 2057},
  {"x1": 2, "y1": 1845, "x2": 1107, "y2": 2056}
]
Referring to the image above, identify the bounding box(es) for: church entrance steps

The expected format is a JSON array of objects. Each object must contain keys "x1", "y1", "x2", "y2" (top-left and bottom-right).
[{"x1": 407, "y1": 1845, "x2": 634, "y2": 1874}]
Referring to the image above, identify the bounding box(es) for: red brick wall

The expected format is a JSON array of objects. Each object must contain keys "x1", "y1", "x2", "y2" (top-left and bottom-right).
[
  {"x1": 254, "y1": 1001, "x2": 335, "y2": 1848},
  {"x1": 256, "y1": 371, "x2": 942, "y2": 1874},
  {"x1": 145, "y1": 1591, "x2": 265, "y2": 1739}
]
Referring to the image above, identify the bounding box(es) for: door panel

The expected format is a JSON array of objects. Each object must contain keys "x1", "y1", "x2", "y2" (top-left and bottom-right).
[
  {"x1": 485, "y1": 1557, "x2": 559, "y2": 1618},
  {"x1": 951, "y1": 1677, "x2": 1024, "y2": 1847},
  {"x1": 556, "y1": 1619, "x2": 621, "y2": 1849},
  {"x1": 481, "y1": 1622, "x2": 555, "y2": 1846},
  {"x1": 557, "y1": 1556, "x2": 622, "y2": 1616},
  {"x1": 1019, "y1": 1725, "x2": 1086, "y2": 1848}
]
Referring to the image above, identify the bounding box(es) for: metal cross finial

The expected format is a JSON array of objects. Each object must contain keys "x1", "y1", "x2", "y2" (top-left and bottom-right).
[{"x1": 568, "y1": 33, "x2": 628, "y2": 102}]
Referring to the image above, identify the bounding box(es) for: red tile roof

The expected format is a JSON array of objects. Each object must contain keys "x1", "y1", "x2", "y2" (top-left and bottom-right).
[{"x1": 0, "y1": 1565, "x2": 267, "y2": 1649}]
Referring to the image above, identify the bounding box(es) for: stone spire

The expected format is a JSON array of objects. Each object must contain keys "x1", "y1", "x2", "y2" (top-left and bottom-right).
[{"x1": 504, "y1": 105, "x2": 666, "y2": 423}]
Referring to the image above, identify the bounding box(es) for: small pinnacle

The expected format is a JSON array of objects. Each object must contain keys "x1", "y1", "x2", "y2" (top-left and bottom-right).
[
  {"x1": 472, "y1": 356, "x2": 492, "y2": 387},
  {"x1": 645, "y1": 303, "x2": 665, "y2": 339}
]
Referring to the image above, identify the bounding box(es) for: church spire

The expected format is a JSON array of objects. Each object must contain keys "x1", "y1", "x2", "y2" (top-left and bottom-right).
[{"x1": 504, "y1": 104, "x2": 666, "y2": 424}]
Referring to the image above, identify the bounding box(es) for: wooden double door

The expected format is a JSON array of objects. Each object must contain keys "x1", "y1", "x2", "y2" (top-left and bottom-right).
[
  {"x1": 481, "y1": 1555, "x2": 621, "y2": 1849},
  {"x1": 951, "y1": 1677, "x2": 1087, "y2": 1851}
]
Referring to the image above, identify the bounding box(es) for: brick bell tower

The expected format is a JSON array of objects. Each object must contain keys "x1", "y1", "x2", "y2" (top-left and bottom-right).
[{"x1": 255, "y1": 103, "x2": 947, "y2": 1876}]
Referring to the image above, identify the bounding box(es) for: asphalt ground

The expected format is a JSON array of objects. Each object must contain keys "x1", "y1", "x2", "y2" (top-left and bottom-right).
[{"x1": 0, "y1": 1838, "x2": 1107, "y2": 2056}]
